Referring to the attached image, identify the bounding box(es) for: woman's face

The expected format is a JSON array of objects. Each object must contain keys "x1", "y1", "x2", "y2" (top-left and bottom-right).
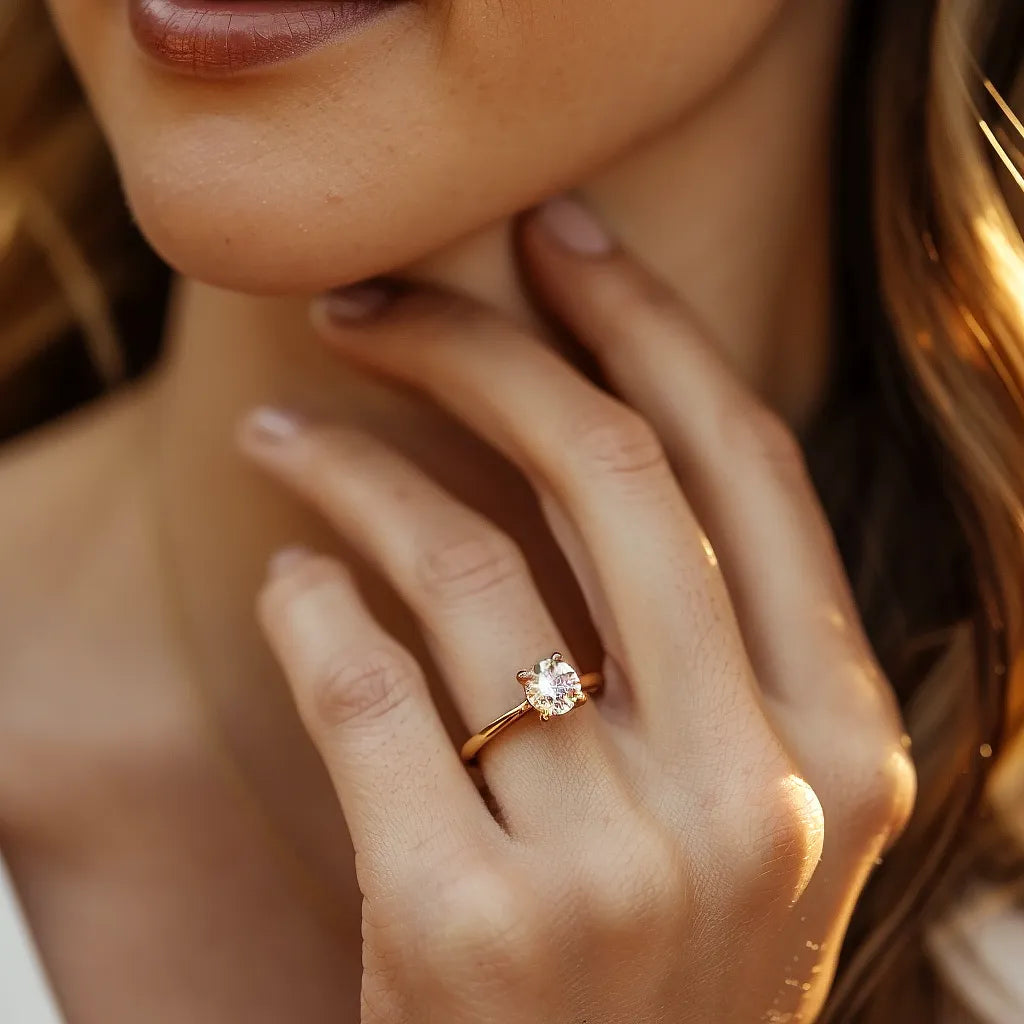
[{"x1": 47, "y1": 0, "x2": 784, "y2": 293}]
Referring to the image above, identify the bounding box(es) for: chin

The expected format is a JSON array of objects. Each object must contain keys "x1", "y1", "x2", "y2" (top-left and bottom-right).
[
  {"x1": 124, "y1": 172, "x2": 397, "y2": 295},
  {"x1": 113, "y1": 106, "x2": 600, "y2": 295},
  {"x1": 117, "y1": 123, "x2": 506, "y2": 295},
  {"x1": 122, "y1": 159, "x2": 567, "y2": 296},
  {"x1": 54, "y1": 0, "x2": 786, "y2": 293}
]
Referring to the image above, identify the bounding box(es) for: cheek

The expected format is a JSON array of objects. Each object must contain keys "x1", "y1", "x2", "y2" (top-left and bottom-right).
[{"x1": 50, "y1": 0, "x2": 783, "y2": 293}]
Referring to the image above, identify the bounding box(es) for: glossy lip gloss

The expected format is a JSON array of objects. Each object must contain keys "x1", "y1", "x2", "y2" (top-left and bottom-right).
[{"x1": 129, "y1": 0, "x2": 405, "y2": 76}]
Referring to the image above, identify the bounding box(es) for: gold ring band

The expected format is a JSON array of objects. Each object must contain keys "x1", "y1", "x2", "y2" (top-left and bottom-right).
[{"x1": 460, "y1": 653, "x2": 603, "y2": 764}]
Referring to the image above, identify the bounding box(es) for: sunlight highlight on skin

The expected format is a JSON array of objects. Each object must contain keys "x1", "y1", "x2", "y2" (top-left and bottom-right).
[
  {"x1": 700, "y1": 534, "x2": 719, "y2": 568},
  {"x1": 781, "y1": 773, "x2": 825, "y2": 900}
]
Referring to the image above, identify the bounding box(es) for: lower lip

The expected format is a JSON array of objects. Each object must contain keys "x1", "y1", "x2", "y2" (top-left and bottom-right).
[{"x1": 129, "y1": 0, "x2": 404, "y2": 75}]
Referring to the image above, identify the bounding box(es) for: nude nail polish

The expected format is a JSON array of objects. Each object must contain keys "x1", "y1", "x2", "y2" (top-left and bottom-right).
[
  {"x1": 537, "y1": 196, "x2": 615, "y2": 256},
  {"x1": 245, "y1": 406, "x2": 303, "y2": 442}
]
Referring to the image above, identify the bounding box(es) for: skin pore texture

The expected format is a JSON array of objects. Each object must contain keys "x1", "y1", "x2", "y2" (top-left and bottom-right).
[{"x1": 0, "y1": 0, "x2": 849, "y2": 1020}]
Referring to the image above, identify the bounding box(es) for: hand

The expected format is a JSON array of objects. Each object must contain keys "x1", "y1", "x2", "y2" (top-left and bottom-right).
[{"x1": 240, "y1": 197, "x2": 915, "y2": 1023}]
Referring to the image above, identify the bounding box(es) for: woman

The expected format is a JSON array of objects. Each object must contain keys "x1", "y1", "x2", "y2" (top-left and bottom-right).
[{"x1": 0, "y1": 0, "x2": 1022, "y2": 1019}]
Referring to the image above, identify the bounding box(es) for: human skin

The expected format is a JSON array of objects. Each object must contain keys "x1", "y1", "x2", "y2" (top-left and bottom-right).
[
  {"x1": 47, "y1": 0, "x2": 789, "y2": 294},
  {"x1": 0, "y1": 0, "x2": 915, "y2": 1020},
  {"x1": 245, "y1": 205, "x2": 916, "y2": 1021}
]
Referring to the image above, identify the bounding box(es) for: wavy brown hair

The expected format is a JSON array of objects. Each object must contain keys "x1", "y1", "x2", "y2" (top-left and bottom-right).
[
  {"x1": 814, "y1": 1, "x2": 1024, "y2": 1018},
  {"x1": 1, "y1": 0, "x2": 1023, "y2": 1019}
]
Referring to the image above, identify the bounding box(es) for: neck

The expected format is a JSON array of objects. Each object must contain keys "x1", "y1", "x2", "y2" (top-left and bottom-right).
[
  {"x1": 404, "y1": 0, "x2": 844, "y2": 426},
  {"x1": 142, "y1": 0, "x2": 847, "y2": 874}
]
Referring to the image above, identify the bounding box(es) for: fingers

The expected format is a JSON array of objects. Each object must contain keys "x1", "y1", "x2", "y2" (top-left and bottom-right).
[
  {"x1": 518, "y1": 197, "x2": 916, "y2": 841},
  {"x1": 248, "y1": 199, "x2": 915, "y2": 994},
  {"x1": 257, "y1": 548, "x2": 492, "y2": 888},
  {"x1": 514, "y1": 199, "x2": 915, "y2": 977},
  {"x1": 519, "y1": 200, "x2": 900, "y2": 706},
  {"x1": 307, "y1": 279, "x2": 768, "y2": 762},
  {"x1": 241, "y1": 413, "x2": 621, "y2": 831}
]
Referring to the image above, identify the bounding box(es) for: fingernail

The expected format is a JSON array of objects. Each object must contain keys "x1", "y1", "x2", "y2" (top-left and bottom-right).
[
  {"x1": 536, "y1": 196, "x2": 615, "y2": 257},
  {"x1": 243, "y1": 405, "x2": 303, "y2": 444},
  {"x1": 318, "y1": 281, "x2": 394, "y2": 324},
  {"x1": 268, "y1": 545, "x2": 312, "y2": 577}
]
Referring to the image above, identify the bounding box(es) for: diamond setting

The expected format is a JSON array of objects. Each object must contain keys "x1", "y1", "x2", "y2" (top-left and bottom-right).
[{"x1": 518, "y1": 653, "x2": 585, "y2": 719}]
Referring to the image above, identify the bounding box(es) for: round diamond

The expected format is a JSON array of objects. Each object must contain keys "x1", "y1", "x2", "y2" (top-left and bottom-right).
[{"x1": 523, "y1": 656, "x2": 582, "y2": 718}]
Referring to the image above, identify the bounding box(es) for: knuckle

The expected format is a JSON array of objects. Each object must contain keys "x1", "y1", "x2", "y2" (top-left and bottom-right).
[
  {"x1": 308, "y1": 648, "x2": 418, "y2": 733},
  {"x1": 633, "y1": 271, "x2": 686, "y2": 322},
  {"x1": 717, "y1": 771, "x2": 825, "y2": 907},
  {"x1": 582, "y1": 830, "x2": 687, "y2": 938},
  {"x1": 757, "y1": 777, "x2": 825, "y2": 897},
  {"x1": 717, "y1": 401, "x2": 807, "y2": 478},
  {"x1": 309, "y1": 426, "x2": 380, "y2": 467},
  {"x1": 575, "y1": 407, "x2": 668, "y2": 480},
  {"x1": 361, "y1": 992, "x2": 406, "y2": 1024},
  {"x1": 422, "y1": 865, "x2": 545, "y2": 983},
  {"x1": 260, "y1": 554, "x2": 347, "y2": 616},
  {"x1": 601, "y1": 267, "x2": 684, "y2": 339},
  {"x1": 416, "y1": 529, "x2": 526, "y2": 605},
  {"x1": 842, "y1": 743, "x2": 918, "y2": 845},
  {"x1": 302, "y1": 428, "x2": 384, "y2": 491}
]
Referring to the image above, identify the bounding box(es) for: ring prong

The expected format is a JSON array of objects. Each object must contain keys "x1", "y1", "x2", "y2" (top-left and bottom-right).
[
  {"x1": 576, "y1": 692, "x2": 589, "y2": 706},
  {"x1": 551, "y1": 652, "x2": 563, "y2": 663},
  {"x1": 516, "y1": 670, "x2": 534, "y2": 687}
]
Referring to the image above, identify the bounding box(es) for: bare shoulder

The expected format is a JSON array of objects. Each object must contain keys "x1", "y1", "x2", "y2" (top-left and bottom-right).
[
  {"x1": 0, "y1": 384, "x2": 152, "y2": 636},
  {"x1": 0, "y1": 383, "x2": 180, "y2": 836}
]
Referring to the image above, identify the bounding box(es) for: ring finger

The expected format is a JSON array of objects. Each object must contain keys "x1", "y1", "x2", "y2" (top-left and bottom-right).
[{"x1": 239, "y1": 410, "x2": 622, "y2": 831}]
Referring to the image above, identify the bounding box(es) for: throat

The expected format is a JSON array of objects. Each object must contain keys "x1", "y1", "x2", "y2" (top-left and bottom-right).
[{"x1": 400, "y1": 0, "x2": 844, "y2": 431}]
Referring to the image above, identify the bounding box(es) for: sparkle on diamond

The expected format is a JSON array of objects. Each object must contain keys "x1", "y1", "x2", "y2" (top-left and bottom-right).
[{"x1": 524, "y1": 656, "x2": 583, "y2": 718}]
